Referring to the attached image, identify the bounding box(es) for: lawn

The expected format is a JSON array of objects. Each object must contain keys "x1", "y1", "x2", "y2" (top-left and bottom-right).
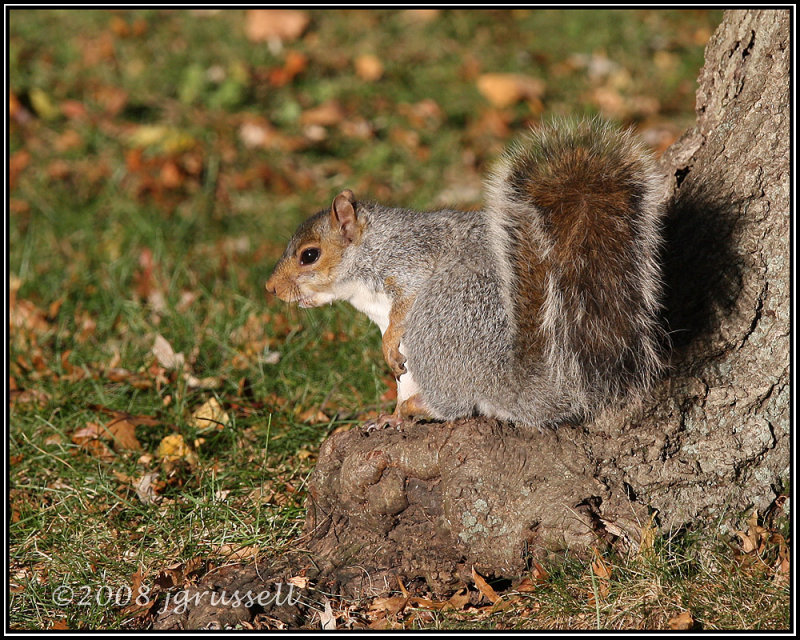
[{"x1": 8, "y1": 8, "x2": 788, "y2": 630}]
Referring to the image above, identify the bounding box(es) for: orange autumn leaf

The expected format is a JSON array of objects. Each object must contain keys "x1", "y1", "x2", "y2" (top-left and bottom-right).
[{"x1": 245, "y1": 10, "x2": 309, "y2": 43}]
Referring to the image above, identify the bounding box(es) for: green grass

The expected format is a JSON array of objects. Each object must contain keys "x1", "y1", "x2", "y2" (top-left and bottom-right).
[{"x1": 10, "y1": 8, "x2": 788, "y2": 631}]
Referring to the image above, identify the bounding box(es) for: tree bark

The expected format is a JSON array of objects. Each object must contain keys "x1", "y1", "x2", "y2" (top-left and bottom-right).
[{"x1": 154, "y1": 9, "x2": 789, "y2": 629}]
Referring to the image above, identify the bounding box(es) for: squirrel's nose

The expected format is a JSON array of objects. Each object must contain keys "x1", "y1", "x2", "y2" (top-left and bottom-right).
[{"x1": 265, "y1": 277, "x2": 277, "y2": 297}]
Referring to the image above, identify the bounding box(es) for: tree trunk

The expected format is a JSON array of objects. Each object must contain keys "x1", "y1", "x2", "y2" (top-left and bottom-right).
[{"x1": 154, "y1": 9, "x2": 789, "y2": 629}]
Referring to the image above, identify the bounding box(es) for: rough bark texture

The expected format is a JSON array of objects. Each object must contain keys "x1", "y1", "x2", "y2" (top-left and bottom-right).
[{"x1": 154, "y1": 9, "x2": 789, "y2": 629}]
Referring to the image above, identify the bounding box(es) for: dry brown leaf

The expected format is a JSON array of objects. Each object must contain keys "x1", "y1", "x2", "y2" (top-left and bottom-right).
[
  {"x1": 531, "y1": 560, "x2": 550, "y2": 583},
  {"x1": 319, "y1": 597, "x2": 337, "y2": 630},
  {"x1": 245, "y1": 10, "x2": 309, "y2": 43},
  {"x1": 298, "y1": 407, "x2": 330, "y2": 425},
  {"x1": 394, "y1": 575, "x2": 409, "y2": 598},
  {"x1": 156, "y1": 433, "x2": 198, "y2": 466},
  {"x1": 735, "y1": 509, "x2": 768, "y2": 554},
  {"x1": 119, "y1": 567, "x2": 157, "y2": 619},
  {"x1": 667, "y1": 610, "x2": 694, "y2": 630},
  {"x1": 444, "y1": 587, "x2": 470, "y2": 610},
  {"x1": 369, "y1": 595, "x2": 408, "y2": 616},
  {"x1": 268, "y1": 50, "x2": 308, "y2": 87},
  {"x1": 368, "y1": 618, "x2": 400, "y2": 630},
  {"x1": 404, "y1": 9, "x2": 440, "y2": 23},
  {"x1": 300, "y1": 100, "x2": 345, "y2": 127},
  {"x1": 355, "y1": 54, "x2": 383, "y2": 81},
  {"x1": 189, "y1": 397, "x2": 230, "y2": 430},
  {"x1": 43, "y1": 433, "x2": 63, "y2": 446},
  {"x1": 491, "y1": 594, "x2": 519, "y2": 613},
  {"x1": 477, "y1": 73, "x2": 544, "y2": 108},
  {"x1": 133, "y1": 472, "x2": 160, "y2": 505},
  {"x1": 516, "y1": 562, "x2": 549, "y2": 592},
  {"x1": 154, "y1": 558, "x2": 203, "y2": 589},
  {"x1": 9, "y1": 387, "x2": 51, "y2": 408},
  {"x1": 84, "y1": 439, "x2": 116, "y2": 461},
  {"x1": 773, "y1": 536, "x2": 790, "y2": 584},
  {"x1": 638, "y1": 513, "x2": 658, "y2": 556},
  {"x1": 212, "y1": 544, "x2": 260, "y2": 561},
  {"x1": 71, "y1": 421, "x2": 105, "y2": 445},
  {"x1": 106, "y1": 417, "x2": 142, "y2": 452},
  {"x1": 589, "y1": 549, "x2": 612, "y2": 601},
  {"x1": 152, "y1": 334, "x2": 184, "y2": 369},
  {"x1": 287, "y1": 576, "x2": 310, "y2": 589},
  {"x1": 471, "y1": 566, "x2": 501, "y2": 604},
  {"x1": 239, "y1": 120, "x2": 278, "y2": 149}
]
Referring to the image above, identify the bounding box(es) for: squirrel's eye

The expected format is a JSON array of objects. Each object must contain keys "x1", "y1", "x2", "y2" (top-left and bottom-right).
[{"x1": 300, "y1": 248, "x2": 320, "y2": 265}]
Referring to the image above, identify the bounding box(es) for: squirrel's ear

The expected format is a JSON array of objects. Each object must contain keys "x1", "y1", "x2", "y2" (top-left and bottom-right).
[{"x1": 331, "y1": 189, "x2": 360, "y2": 243}]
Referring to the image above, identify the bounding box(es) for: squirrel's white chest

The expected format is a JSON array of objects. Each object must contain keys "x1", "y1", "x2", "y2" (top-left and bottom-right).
[
  {"x1": 335, "y1": 280, "x2": 418, "y2": 404},
  {"x1": 336, "y1": 281, "x2": 392, "y2": 335}
]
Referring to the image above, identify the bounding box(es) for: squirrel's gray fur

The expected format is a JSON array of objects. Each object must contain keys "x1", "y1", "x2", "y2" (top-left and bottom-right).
[{"x1": 270, "y1": 119, "x2": 665, "y2": 431}]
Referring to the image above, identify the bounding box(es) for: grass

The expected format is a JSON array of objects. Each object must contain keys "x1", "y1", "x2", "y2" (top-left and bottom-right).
[{"x1": 9, "y1": 8, "x2": 788, "y2": 631}]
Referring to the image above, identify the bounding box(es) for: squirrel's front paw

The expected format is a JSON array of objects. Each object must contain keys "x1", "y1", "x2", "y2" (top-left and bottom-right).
[{"x1": 385, "y1": 345, "x2": 406, "y2": 379}]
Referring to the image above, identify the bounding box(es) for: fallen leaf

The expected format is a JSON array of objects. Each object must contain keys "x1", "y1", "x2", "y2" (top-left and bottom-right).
[
  {"x1": 472, "y1": 566, "x2": 500, "y2": 604},
  {"x1": 154, "y1": 558, "x2": 203, "y2": 589},
  {"x1": 152, "y1": 334, "x2": 185, "y2": 370},
  {"x1": 84, "y1": 439, "x2": 116, "y2": 461},
  {"x1": 477, "y1": 73, "x2": 544, "y2": 108},
  {"x1": 298, "y1": 408, "x2": 330, "y2": 425},
  {"x1": 319, "y1": 596, "x2": 337, "y2": 630},
  {"x1": 300, "y1": 100, "x2": 345, "y2": 127},
  {"x1": 245, "y1": 10, "x2": 309, "y2": 43},
  {"x1": 127, "y1": 125, "x2": 195, "y2": 154},
  {"x1": 531, "y1": 561, "x2": 549, "y2": 583},
  {"x1": 61, "y1": 100, "x2": 88, "y2": 120},
  {"x1": 189, "y1": 397, "x2": 230, "y2": 430},
  {"x1": 491, "y1": 595, "x2": 519, "y2": 613},
  {"x1": 588, "y1": 547, "x2": 612, "y2": 604},
  {"x1": 735, "y1": 509, "x2": 768, "y2": 554},
  {"x1": 9, "y1": 150, "x2": 30, "y2": 192},
  {"x1": 355, "y1": 54, "x2": 383, "y2": 81},
  {"x1": 71, "y1": 421, "x2": 105, "y2": 445},
  {"x1": 133, "y1": 472, "x2": 160, "y2": 505},
  {"x1": 772, "y1": 535, "x2": 790, "y2": 584},
  {"x1": 105, "y1": 368, "x2": 154, "y2": 389},
  {"x1": 29, "y1": 88, "x2": 60, "y2": 120},
  {"x1": 212, "y1": 544, "x2": 260, "y2": 561},
  {"x1": 105, "y1": 417, "x2": 143, "y2": 452},
  {"x1": 9, "y1": 92, "x2": 32, "y2": 125},
  {"x1": 43, "y1": 433, "x2": 63, "y2": 446},
  {"x1": 638, "y1": 513, "x2": 658, "y2": 556},
  {"x1": 287, "y1": 576, "x2": 310, "y2": 589},
  {"x1": 120, "y1": 568, "x2": 156, "y2": 619},
  {"x1": 156, "y1": 433, "x2": 197, "y2": 466},
  {"x1": 369, "y1": 595, "x2": 408, "y2": 616},
  {"x1": 9, "y1": 387, "x2": 51, "y2": 409},
  {"x1": 93, "y1": 85, "x2": 128, "y2": 116},
  {"x1": 248, "y1": 483, "x2": 275, "y2": 505},
  {"x1": 184, "y1": 374, "x2": 223, "y2": 390},
  {"x1": 444, "y1": 587, "x2": 470, "y2": 610},
  {"x1": 404, "y1": 9, "x2": 440, "y2": 23},
  {"x1": 268, "y1": 50, "x2": 308, "y2": 87},
  {"x1": 667, "y1": 610, "x2": 694, "y2": 630}
]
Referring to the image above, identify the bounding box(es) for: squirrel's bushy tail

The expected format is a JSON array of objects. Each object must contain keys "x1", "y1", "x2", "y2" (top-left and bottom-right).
[{"x1": 486, "y1": 119, "x2": 665, "y2": 415}]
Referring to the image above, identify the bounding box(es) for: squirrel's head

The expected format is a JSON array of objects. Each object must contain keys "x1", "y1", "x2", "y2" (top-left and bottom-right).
[{"x1": 266, "y1": 189, "x2": 365, "y2": 307}]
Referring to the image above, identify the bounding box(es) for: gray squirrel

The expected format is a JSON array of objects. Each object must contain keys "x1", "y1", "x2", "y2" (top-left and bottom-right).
[{"x1": 266, "y1": 119, "x2": 665, "y2": 431}]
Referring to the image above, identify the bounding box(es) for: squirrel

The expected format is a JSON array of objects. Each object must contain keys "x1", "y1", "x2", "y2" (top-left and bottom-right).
[{"x1": 266, "y1": 119, "x2": 665, "y2": 431}]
